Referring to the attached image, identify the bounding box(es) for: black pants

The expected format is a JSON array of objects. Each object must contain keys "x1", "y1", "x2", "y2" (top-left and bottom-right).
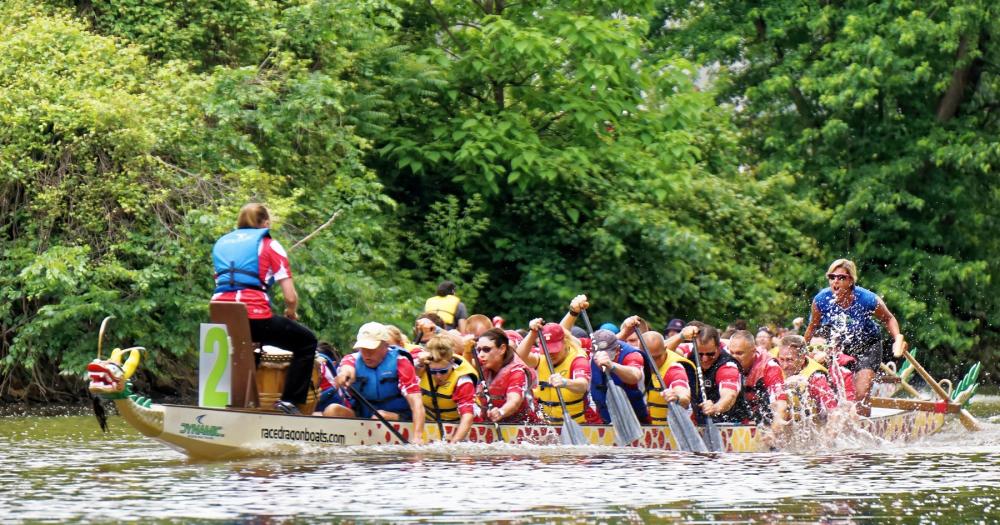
[{"x1": 249, "y1": 315, "x2": 317, "y2": 404}]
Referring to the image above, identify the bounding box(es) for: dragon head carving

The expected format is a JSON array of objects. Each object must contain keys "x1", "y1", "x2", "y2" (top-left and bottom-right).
[{"x1": 88, "y1": 346, "x2": 142, "y2": 398}]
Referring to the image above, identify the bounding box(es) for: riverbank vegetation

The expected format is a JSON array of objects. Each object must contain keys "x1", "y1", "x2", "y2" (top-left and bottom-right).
[{"x1": 2, "y1": 0, "x2": 996, "y2": 401}]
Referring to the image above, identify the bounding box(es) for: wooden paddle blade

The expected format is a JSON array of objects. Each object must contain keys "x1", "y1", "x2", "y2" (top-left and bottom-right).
[
  {"x1": 560, "y1": 417, "x2": 588, "y2": 445},
  {"x1": 702, "y1": 418, "x2": 724, "y2": 452},
  {"x1": 605, "y1": 380, "x2": 643, "y2": 446},
  {"x1": 666, "y1": 401, "x2": 707, "y2": 452}
]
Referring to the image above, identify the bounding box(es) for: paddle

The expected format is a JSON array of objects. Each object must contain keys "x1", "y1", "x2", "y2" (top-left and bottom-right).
[
  {"x1": 468, "y1": 346, "x2": 506, "y2": 443},
  {"x1": 346, "y1": 385, "x2": 409, "y2": 444},
  {"x1": 896, "y1": 348, "x2": 982, "y2": 431},
  {"x1": 690, "y1": 336, "x2": 724, "y2": 452},
  {"x1": 425, "y1": 366, "x2": 447, "y2": 441},
  {"x1": 536, "y1": 327, "x2": 588, "y2": 445},
  {"x1": 578, "y1": 311, "x2": 642, "y2": 446},
  {"x1": 629, "y1": 325, "x2": 706, "y2": 453}
]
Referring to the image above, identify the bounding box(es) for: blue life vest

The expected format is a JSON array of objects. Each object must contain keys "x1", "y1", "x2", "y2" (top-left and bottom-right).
[
  {"x1": 212, "y1": 228, "x2": 271, "y2": 293},
  {"x1": 590, "y1": 342, "x2": 650, "y2": 424},
  {"x1": 353, "y1": 346, "x2": 412, "y2": 419},
  {"x1": 812, "y1": 285, "x2": 881, "y2": 341}
]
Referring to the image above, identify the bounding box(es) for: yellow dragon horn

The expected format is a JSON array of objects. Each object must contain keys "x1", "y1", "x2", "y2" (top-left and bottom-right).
[
  {"x1": 121, "y1": 347, "x2": 144, "y2": 379},
  {"x1": 98, "y1": 316, "x2": 116, "y2": 360},
  {"x1": 109, "y1": 347, "x2": 124, "y2": 365}
]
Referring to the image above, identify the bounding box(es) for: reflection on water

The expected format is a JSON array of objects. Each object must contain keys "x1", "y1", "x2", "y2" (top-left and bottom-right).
[{"x1": 2, "y1": 399, "x2": 1000, "y2": 523}]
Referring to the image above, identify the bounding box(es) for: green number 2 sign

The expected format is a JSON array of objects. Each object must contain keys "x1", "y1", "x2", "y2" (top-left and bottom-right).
[{"x1": 199, "y1": 324, "x2": 231, "y2": 407}]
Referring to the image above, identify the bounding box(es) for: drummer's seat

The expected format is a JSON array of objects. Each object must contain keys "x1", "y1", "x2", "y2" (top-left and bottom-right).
[{"x1": 209, "y1": 301, "x2": 260, "y2": 408}]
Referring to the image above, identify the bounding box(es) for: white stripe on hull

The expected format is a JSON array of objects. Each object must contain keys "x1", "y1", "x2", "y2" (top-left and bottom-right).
[{"x1": 147, "y1": 404, "x2": 946, "y2": 460}]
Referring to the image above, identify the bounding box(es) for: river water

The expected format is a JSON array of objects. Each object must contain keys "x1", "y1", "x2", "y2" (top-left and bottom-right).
[{"x1": 3, "y1": 400, "x2": 1000, "y2": 523}]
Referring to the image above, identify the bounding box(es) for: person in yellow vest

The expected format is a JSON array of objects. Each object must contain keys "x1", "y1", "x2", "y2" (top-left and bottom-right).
[
  {"x1": 642, "y1": 330, "x2": 695, "y2": 425},
  {"x1": 776, "y1": 335, "x2": 839, "y2": 420},
  {"x1": 514, "y1": 318, "x2": 591, "y2": 424},
  {"x1": 417, "y1": 334, "x2": 479, "y2": 443},
  {"x1": 424, "y1": 281, "x2": 468, "y2": 332}
]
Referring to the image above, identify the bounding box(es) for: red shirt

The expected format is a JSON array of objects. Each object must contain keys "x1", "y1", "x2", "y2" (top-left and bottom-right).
[
  {"x1": 616, "y1": 352, "x2": 645, "y2": 387},
  {"x1": 211, "y1": 237, "x2": 291, "y2": 320},
  {"x1": 744, "y1": 349, "x2": 788, "y2": 403},
  {"x1": 832, "y1": 354, "x2": 857, "y2": 401},
  {"x1": 807, "y1": 373, "x2": 839, "y2": 410},
  {"x1": 341, "y1": 352, "x2": 422, "y2": 396},
  {"x1": 713, "y1": 361, "x2": 741, "y2": 393},
  {"x1": 453, "y1": 376, "x2": 476, "y2": 416},
  {"x1": 663, "y1": 362, "x2": 690, "y2": 390},
  {"x1": 568, "y1": 355, "x2": 592, "y2": 382}
]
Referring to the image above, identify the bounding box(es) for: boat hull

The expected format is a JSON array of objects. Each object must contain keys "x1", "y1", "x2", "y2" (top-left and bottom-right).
[{"x1": 145, "y1": 403, "x2": 946, "y2": 460}]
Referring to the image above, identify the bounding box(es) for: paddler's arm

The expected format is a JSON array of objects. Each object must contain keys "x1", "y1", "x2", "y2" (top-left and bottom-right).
[
  {"x1": 663, "y1": 385, "x2": 691, "y2": 409},
  {"x1": 665, "y1": 325, "x2": 698, "y2": 355},
  {"x1": 514, "y1": 318, "x2": 543, "y2": 369},
  {"x1": 278, "y1": 277, "x2": 299, "y2": 320},
  {"x1": 873, "y1": 297, "x2": 907, "y2": 357},
  {"x1": 802, "y1": 301, "x2": 821, "y2": 342},
  {"x1": 548, "y1": 356, "x2": 590, "y2": 395},
  {"x1": 405, "y1": 392, "x2": 425, "y2": 444},
  {"x1": 334, "y1": 363, "x2": 356, "y2": 388},
  {"x1": 555, "y1": 373, "x2": 590, "y2": 395},
  {"x1": 450, "y1": 412, "x2": 475, "y2": 443},
  {"x1": 701, "y1": 387, "x2": 738, "y2": 417},
  {"x1": 559, "y1": 294, "x2": 589, "y2": 331},
  {"x1": 607, "y1": 354, "x2": 643, "y2": 385},
  {"x1": 489, "y1": 392, "x2": 523, "y2": 422},
  {"x1": 770, "y1": 399, "x2": 789, "y2": 429},
  {"x1": 489, "y1": 370, "x2": 528, "y2": 422}
]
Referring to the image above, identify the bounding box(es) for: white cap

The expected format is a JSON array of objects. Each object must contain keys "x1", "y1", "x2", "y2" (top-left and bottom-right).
[{"x1": 353, "y1": 322, "x2": 389, "y2": 350}]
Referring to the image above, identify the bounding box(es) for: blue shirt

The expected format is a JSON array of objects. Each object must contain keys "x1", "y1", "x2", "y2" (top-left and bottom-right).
[{"x1": 811, "y1": 285, "x2": 881, "y2": 341}]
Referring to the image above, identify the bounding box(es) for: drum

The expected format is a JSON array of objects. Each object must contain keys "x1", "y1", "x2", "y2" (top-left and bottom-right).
[{"x1": 256, "y1": 347, "x2": 321, "y2": 414}]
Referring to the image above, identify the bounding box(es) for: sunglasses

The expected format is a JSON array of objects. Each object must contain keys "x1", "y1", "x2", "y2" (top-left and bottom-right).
[
  {"x1": 698, "y1": 352, "x2": 718, "y2": 358},
  {"x1": 475, "y1": 346, "x2": 496, "y2": 354},
  {"x1": 428, "y1": 366, "x2": 452, "y2": 375},
  {"x1": 826, "y1": 274, "x2": 850, "y2": 281}
]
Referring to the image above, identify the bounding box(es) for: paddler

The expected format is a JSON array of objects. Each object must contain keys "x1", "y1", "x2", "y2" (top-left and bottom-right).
[
  {"x1": 210, "y1": 203, "x2": 317, "y2": 415},
  {"x1": 727, "y1": 330, "x2": 789, "y2": 428},
  {"x1": 589, "y1": 328, "x2": 650, "y2": 424},
  {"x1": 558, "y1": 295, "x2": 649, "y2": 424},
  {"x1": 424, "y1": 280, "x2": 468, "y2": 331},
  {"x1": 802, "y1": 259, "x2": 907, "y2": 415},
  {"x1": 666, "y1": 323, "x2": 748, "y2": 423},
  {"x1": 643, "y1": 330, "x2": 695, "y2": 425},
  {"x1": 777, "y1": 335, "x2": 839, "y2": 418},
  {"x1": 416, "y1": 334, "x2": 479, "y2": 443},
  {"x1": 333, "y1": 322, "x2": 426, "y2": 443},
  {"x1": 514, "y1": 318, "x2": 591, "y2": 424},
  {"x1": 476, "y1": 328, "x2": 537, "y2": 423}
]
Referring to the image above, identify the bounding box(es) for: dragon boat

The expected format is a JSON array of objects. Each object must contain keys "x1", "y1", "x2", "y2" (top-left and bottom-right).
[{"x1": 86, "y1": 311, "x2": 982, "y2": 460}]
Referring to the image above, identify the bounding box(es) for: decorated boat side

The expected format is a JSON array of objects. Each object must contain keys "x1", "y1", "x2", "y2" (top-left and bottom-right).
[{"x1": 86, "y1": 317, "x2": 979, "y2": 460}]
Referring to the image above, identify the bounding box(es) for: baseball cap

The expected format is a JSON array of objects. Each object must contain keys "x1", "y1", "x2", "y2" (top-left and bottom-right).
[
  {"x1": 666, "y1": 318, "x2": 685, "y2": 333},
  {"x1": 539, "y1": 322, "x2": 565, "y2": 354},
  {"x1": 591, "y1": 329, "x2": 620, "y2": 354},
  {"x1": 598, "y1": 322, "x2": 619, "y2": 333},
  {"x1": 354, "y1": 322, "x2": 389, "y2": 350}
]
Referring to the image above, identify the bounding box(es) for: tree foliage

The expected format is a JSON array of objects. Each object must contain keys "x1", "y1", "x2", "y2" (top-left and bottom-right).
[
  {"x1": 657, "y1": 0, "x2": 1000, "y2": 377},
  {"x1": 2, "y1": 0, "x2": 993, "y2": 401}
]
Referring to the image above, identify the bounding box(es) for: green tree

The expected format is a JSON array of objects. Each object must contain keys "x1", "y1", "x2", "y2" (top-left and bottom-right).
[
  {"x1": 658, "y1": 0, "x2": 1000, "y2": 375},
  {"x1": 376, "y1": 0, "x2": 815, "y2": 328}
]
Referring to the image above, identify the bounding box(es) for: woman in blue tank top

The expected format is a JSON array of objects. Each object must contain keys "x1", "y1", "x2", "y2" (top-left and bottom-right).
[{"x1": 803, "y1": 259, "x2": 907, "y2": 416}]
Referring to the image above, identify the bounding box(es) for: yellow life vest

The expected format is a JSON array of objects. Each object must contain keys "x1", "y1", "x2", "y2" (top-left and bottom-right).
[
  {"x1": 647, "y1": 352, "x2": 696, "y2": 425},
  {"x1": 785, "y1": 357, "x2": 828, "y2": 417},
  {"x1": 419, "y1": 356, "x2": 479, "y2": 422},
  {"x1": 424, "y1": 294, "x2": 461, "y2": 327},
  {"x1": 534, "y1": 346, "x2": 587, "y2": 423}
]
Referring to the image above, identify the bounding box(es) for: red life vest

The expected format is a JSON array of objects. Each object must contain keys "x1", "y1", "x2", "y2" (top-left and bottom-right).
[{"x1": 485, "y1": 356, "x2": 537, "y2": 423}]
